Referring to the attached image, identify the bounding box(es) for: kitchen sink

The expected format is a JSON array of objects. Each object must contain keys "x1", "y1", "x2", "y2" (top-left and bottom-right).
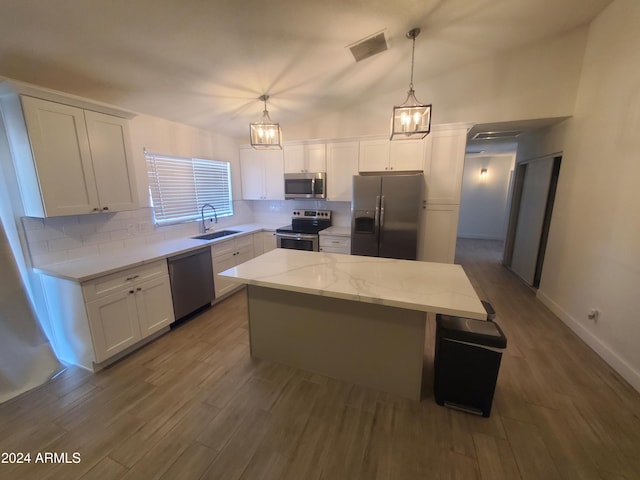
[{"x1": 192, "y1": 230, "x2": 240, "y2": 240}]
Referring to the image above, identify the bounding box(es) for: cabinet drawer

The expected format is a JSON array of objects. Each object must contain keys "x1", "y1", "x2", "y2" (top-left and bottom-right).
[
  {"x1": 235, "y1": 234, "x2": 253, "y2": 249},
  {"x1": 320, "y1": 246, "x2": 350, "y2": 254},
  {"x1": 212, "y1": 249, "x2": 235, "y2": 271},
  {"x1": 82, "y1": 260, "x2": 167, "y2": 302},
  {"x1": 211, "y1": 238, "x2": 235, "y2": 257},
  {"x1": 319, "y1": 235, "x2": 351, "y2": 249}
]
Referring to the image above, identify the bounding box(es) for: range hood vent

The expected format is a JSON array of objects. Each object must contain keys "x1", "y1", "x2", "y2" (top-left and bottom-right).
[
  {"x1": 348, "y1": 31, "x2": 388, "y2": 62},
  {"x1": 472, "y1": 130, "x2": 523, "y2": 140}
]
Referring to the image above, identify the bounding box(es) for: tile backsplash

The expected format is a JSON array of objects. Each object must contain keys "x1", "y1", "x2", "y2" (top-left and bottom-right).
[
  {"x1": 23, "y1": 202, "x2": 251, "y2": 266},
  {"x1": 22, "y1": 200, "x2": 350, "y2": 266}
]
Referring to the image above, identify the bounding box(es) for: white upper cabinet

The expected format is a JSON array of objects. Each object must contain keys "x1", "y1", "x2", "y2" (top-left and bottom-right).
[
  {"x1": 283, "y1": 143, "x2": 326, "y2": 173},
  {"x1": 359, "y1": 139, "x2": 389, "y2": 172},
  {"x1": 240, "y1": 147, "x2": 284, "y2": 200},
  {"x1": 84, "y1": 110, "x2": 138, "y2": 213},
  {"x1": 359, "y1": 138, "x2": 424, "y2": 172},
  {"x1": 326, "y1": 142, "x2": 359, "y2": 202},
  {"x1": 1, "y1": 94, "x2": 138, "y2": 217},
  {"x1": 423, "y1": 127, "x2": 468, "y2": 204},
  {"x1": 389, "y1": 140, "x2": 424, "y2": 172}
]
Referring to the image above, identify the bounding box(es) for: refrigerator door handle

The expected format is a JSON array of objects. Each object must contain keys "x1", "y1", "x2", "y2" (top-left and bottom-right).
[
  {"x1": 374, "y1": 195, "x2": 381, "y2": 235},
  {"x1": 379, "y1": 195, "x2": 386, "y2": 242}
]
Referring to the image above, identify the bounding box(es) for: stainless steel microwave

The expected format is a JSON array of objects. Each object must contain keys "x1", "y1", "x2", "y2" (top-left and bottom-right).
[{"x1": 284, "y1": 172, "x2": 326, "y2": 199}]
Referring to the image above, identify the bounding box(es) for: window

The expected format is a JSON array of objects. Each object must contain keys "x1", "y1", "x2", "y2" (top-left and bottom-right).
[{"x1": 146, "y1": 153, "x2": 233, "y2": 225}]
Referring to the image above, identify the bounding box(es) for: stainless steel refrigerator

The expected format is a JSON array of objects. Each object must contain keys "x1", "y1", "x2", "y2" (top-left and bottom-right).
[{"x1": 351, "y1": 173, "x2": 423, "y2": 260}]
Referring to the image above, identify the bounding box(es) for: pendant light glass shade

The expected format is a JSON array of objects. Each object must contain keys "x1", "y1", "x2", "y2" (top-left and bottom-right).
[
  {"x1": 390, "y1": 28, "x2": 432, "y2": 140},
  {"x1": 250, "y1": 95, "x2": 282, "y2": 150}
]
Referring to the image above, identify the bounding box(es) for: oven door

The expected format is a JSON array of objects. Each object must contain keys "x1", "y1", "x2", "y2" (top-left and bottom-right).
[{"x1": 276, "y1": 232, "x2": 319, "y2": 251}]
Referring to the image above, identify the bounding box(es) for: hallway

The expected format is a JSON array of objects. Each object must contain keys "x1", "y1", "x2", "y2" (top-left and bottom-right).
[{"x1": 455, "y1": 238, "x2": 640, "y2": 478}]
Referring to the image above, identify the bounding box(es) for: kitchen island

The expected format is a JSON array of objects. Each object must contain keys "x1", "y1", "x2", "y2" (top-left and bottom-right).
[{"x1": 220, "y1": 249, "x2": 486, "y2": 400}]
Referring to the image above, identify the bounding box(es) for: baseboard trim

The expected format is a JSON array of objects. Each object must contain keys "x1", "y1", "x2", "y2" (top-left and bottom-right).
[{"x1": 536, "y1": 289, "x2": 640, "y2": 393}]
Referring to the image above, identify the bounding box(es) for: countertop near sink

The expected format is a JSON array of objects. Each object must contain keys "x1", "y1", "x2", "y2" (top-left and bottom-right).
[{"x1": 34, "y1": 223, "x2": 275, "y2": 282}]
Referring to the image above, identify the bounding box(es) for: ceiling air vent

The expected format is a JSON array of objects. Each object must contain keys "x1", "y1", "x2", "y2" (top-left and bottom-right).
[
  {"x1": 348, "y1": 31, "x2": 388, "y2": 62},
  {"x1": 472, "y1": 130, "x2": 523, "y2": 141}
]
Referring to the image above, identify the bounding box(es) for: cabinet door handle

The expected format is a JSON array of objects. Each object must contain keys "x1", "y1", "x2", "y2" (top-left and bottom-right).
[
  {"x1": 129, "y1": 290, "x2": 135, "y2": 294},
  {"x1": 103, "y1": 206, "x2": 109, "y2": 211},
  {"x1": 93, "y1": 207, "x2": 100, "y2": 212},
  {"x1": 136, "y1": 287, "x2": 142, "y2": 291},
  {"x1": 126, "y1": 275, "x2": 139, "y2": 281}
]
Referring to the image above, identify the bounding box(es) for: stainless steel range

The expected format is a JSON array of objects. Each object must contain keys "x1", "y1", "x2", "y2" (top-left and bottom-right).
[{"x1": 275, "y1": 210, "x2": 332, "y2": 251}]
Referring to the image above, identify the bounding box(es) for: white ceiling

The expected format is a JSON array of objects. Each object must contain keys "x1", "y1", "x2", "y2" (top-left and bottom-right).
[{"x1": 0, "y1": 0, "x2": 612, "y2": 140}]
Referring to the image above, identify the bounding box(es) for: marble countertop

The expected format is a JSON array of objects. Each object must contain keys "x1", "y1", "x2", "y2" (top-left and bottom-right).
[
  {"x1": 220, "y1": 249, "x2": 487, "y2": 319},
  {"x1": 35, "y1": 223, "x2": 271, "y2": 282}
]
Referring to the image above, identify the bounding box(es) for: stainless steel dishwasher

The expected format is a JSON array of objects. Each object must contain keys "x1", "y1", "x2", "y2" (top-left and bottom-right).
[{"x1": 167, "y1": 247, "x2": 214, "y2": 322}]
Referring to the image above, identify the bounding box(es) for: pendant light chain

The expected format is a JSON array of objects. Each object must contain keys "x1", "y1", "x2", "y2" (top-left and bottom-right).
[{"x1": 409, "y1": 34, "x2": 416, "y2": 91}]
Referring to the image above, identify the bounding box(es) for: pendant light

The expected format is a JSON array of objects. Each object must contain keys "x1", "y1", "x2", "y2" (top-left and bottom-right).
[
  {"x1": 390, "y1": 28, "x2": 432, "y2": 140},
  {"x1": 250, "y1": 94, "x2": 282, "y2": 150}
]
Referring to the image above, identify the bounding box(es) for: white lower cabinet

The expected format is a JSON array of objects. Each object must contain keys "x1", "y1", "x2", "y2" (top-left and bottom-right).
[
  {"x1": 85, "y1": 289, "x2": 141, "y2": 363},
  {"x1": 262, "y1": 231, "x2": 277, "y2": 252},
  {"x1": 83, "y1": 262, "x2": 174, "y2": 364},
  {"x1": 418, "y1": 204, "x2": 461, "y2": 263},
  {"x1": 212, "y1": 235, "x2": 254, "y2": 298},
  {"x1": 319, "y1": 234, "x2": 351, "y2": 254},
  {"x1": 41, "y1": 260, "x2": 174, "y2": 370},
  {"x1": 253, "y1": 231, "x2": 277, "y2": 256}
]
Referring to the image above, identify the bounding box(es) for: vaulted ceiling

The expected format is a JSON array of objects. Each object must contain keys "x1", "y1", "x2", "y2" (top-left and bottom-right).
[{"x1": 0, "y1": 0, "x2": 612, "y2": 141}]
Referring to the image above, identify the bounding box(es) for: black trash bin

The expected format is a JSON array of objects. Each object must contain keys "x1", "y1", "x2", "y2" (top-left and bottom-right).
[{"x1": 433, "y1": 312, "x2": 507, "y2": 417}]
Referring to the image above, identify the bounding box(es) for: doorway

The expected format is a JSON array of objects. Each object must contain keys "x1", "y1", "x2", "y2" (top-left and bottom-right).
[{"x1": 503, "y1": 154, "x2": 562, "y2": 287}]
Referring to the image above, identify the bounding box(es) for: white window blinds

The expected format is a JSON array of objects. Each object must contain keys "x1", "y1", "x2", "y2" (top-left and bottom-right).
[{"x1": 146, "y1": 153, "x2": 233, "y2": 225}]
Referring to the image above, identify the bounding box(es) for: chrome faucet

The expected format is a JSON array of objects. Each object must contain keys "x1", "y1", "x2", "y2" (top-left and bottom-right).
[{"x1": 200, "y1": 203, "x2": 218, "y2": 233}]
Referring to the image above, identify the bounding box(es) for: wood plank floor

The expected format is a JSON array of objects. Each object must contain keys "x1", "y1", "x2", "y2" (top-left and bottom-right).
[{"x1": 2, "y1": 239, "x2": 639, "y2": 479}]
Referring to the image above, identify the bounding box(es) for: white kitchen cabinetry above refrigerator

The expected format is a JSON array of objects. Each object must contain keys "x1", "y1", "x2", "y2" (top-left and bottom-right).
[
  {"x1": 359, "y1": 139, "x2": 424, "y2": 173},
  {"x1": 239, "y1": 147, "x2": 284, "y2": 200},
  {"x1": 0, "y1": 92, "x2": 138, "y2": 217},
  {"x1": 283, "y1": 143, "x2": 326, "y2": 173}
]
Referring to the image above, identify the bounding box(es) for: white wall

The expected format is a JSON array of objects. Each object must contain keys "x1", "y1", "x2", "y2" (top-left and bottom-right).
[
  {"x1": 282, "y1": 27, "x2": 589, "y2": 141},
  {"x1": 536, "y1": 0, "x2": 640, "y2": 391},
  {"x1": 458, "y1": 154, "x2": 515, "y2": 241},
  {"x1": 128, "y1": 114, "x2": 244, "y2": 207}
]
